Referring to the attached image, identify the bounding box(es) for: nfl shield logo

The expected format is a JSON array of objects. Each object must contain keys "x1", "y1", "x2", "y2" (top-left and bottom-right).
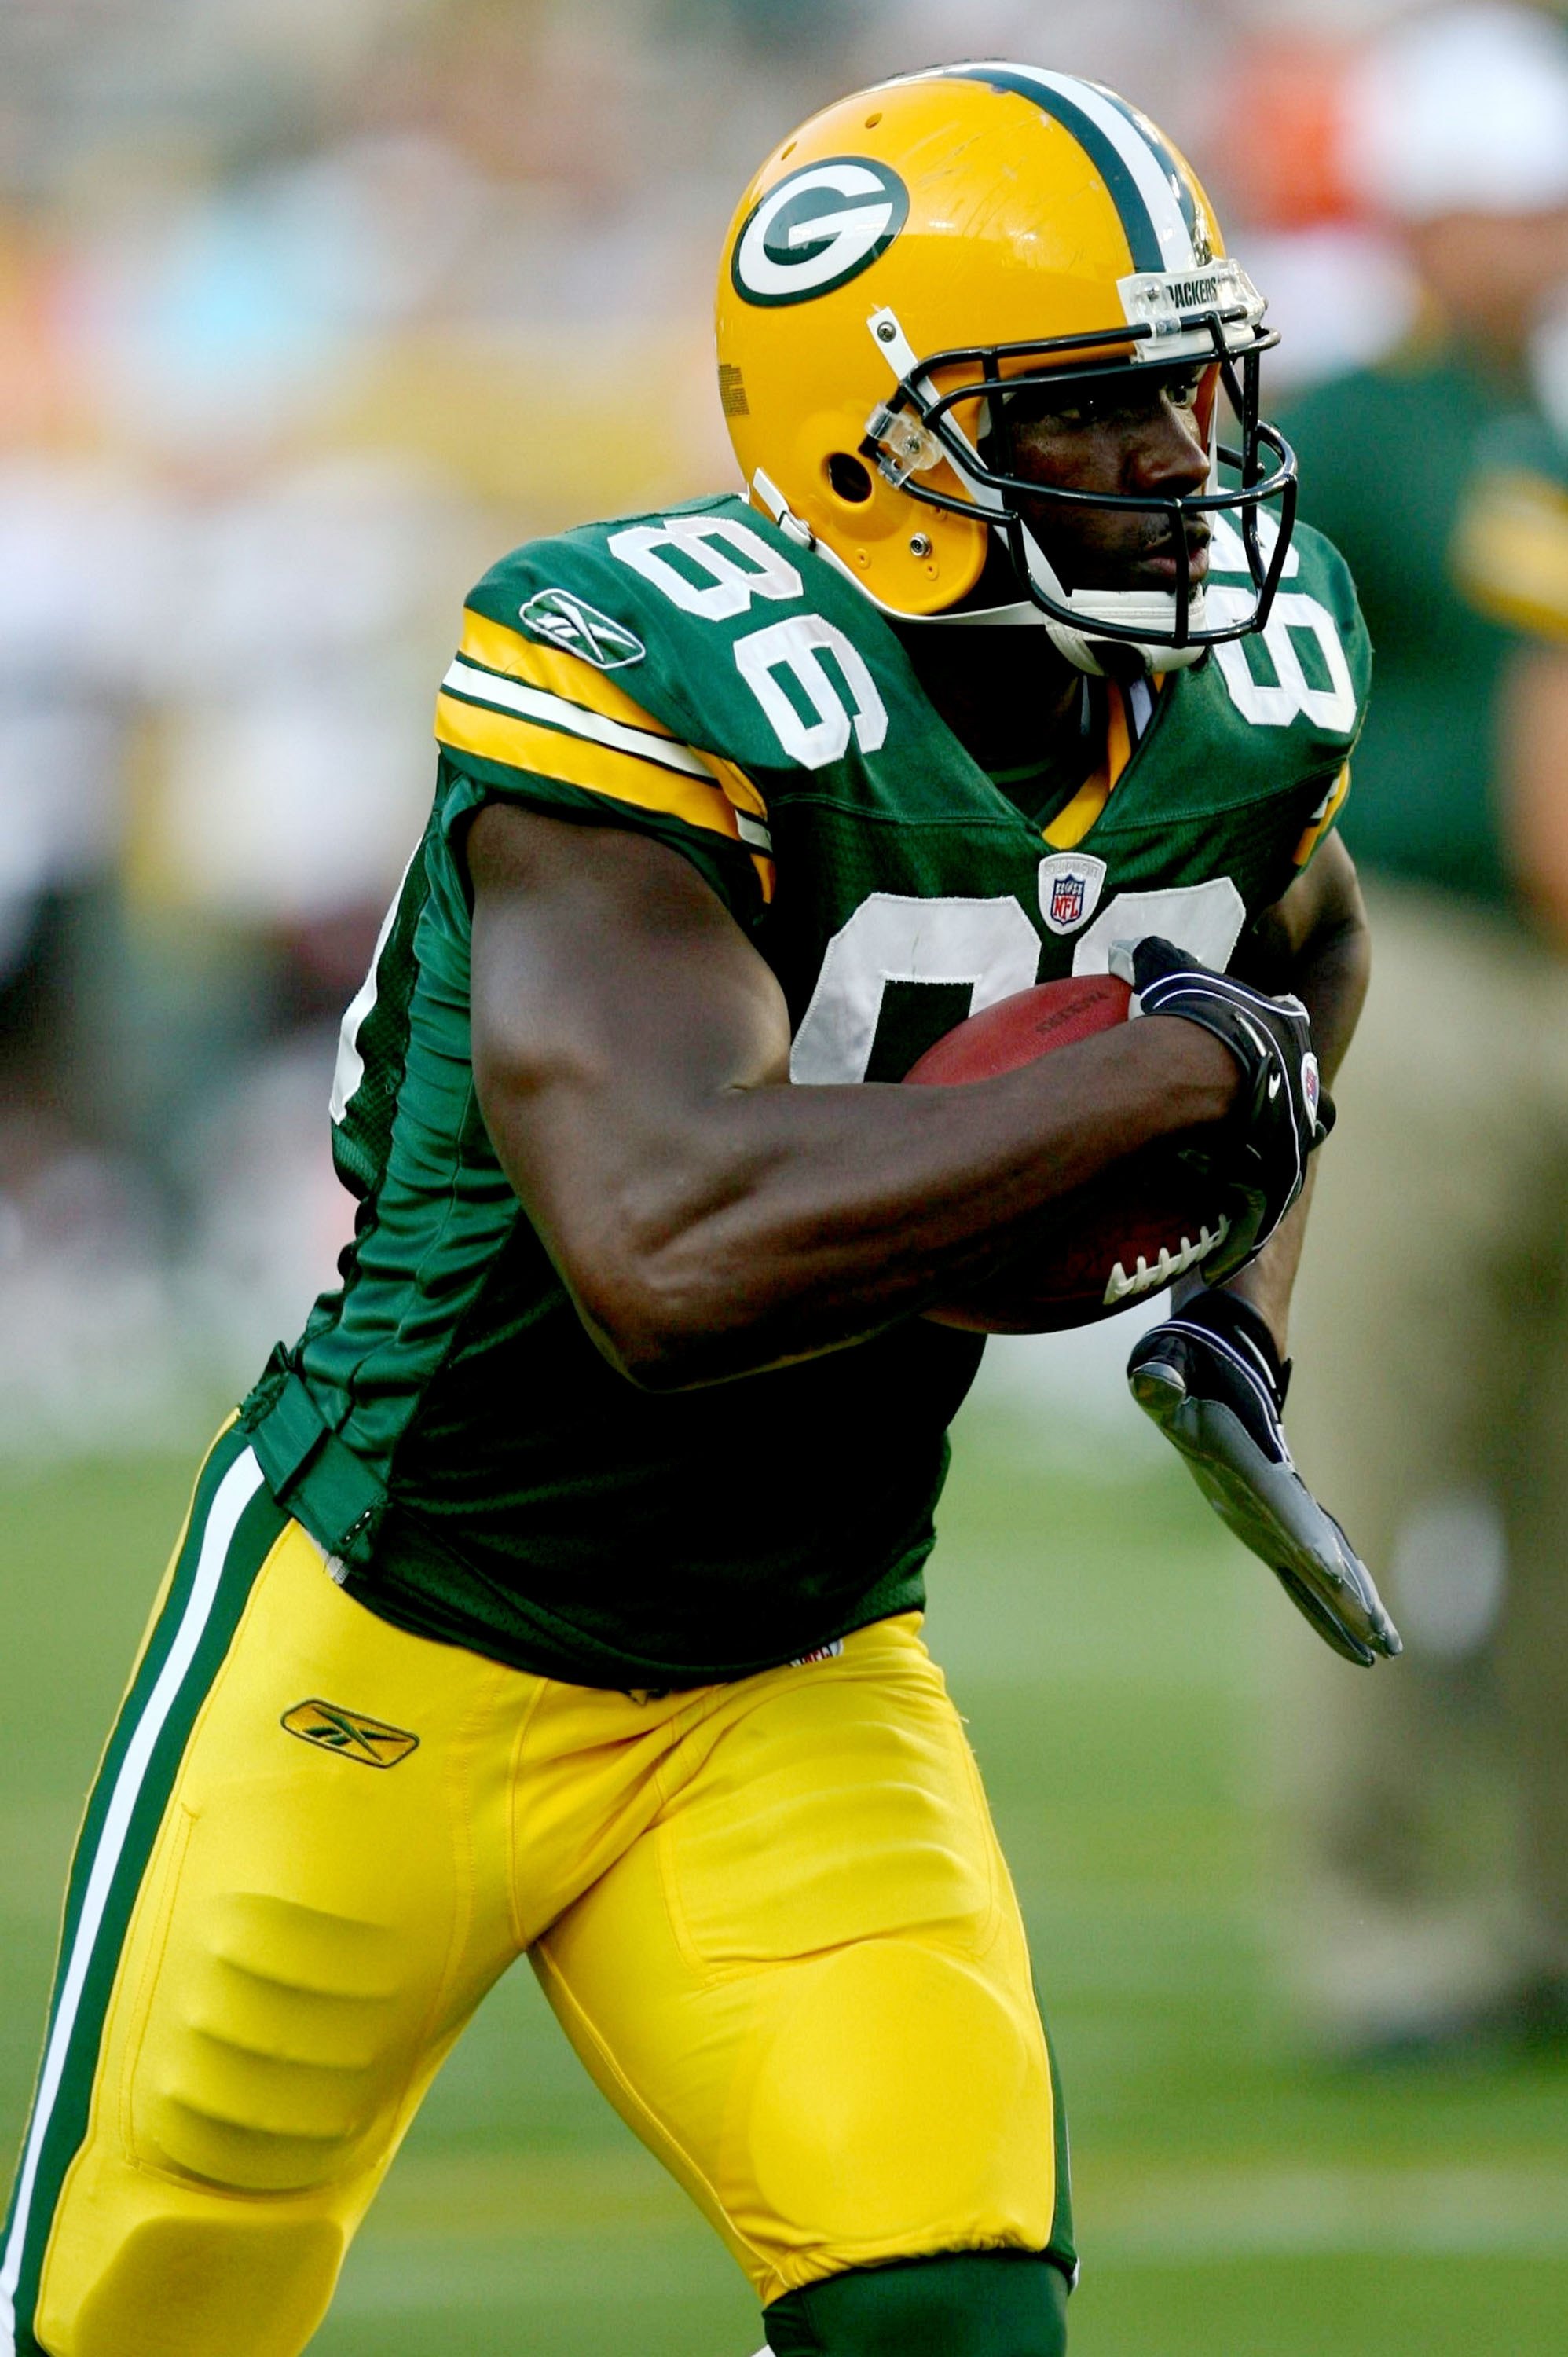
[
  {"x1": 1050, "y1": 871, "x2": 1087, "y2": 929},
  {"x1": 1038, "y1": 851, "x2": 1108, "y2": 937}
]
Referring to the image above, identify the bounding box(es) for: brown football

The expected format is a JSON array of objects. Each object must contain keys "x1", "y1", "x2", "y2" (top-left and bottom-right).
[{"x1": 903, "y1": 973, "x2": 1232, "y2": 1332}]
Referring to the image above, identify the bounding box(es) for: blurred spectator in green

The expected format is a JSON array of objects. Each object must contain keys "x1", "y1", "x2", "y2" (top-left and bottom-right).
[{"x1": 1273, "y1": 2, "x2": 1568, "y2": 2052}]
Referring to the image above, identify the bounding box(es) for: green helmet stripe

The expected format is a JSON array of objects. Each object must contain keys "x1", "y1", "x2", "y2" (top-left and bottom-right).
[
  {"x1": 938, "y1": 64, "x2": 1201, "y2": 279},
  {"x1": 1088, "y1": 80, "x2": 1205, "y2": 255},
  {"x1": 943, "y1": 64, "x2": 1166, "y2": 275}
]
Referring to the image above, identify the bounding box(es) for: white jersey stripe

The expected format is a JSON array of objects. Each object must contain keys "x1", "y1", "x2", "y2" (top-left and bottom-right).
[
  {"x1": 441, "y1": 660, "x2": 715, "y2": 780},
  {"x1": 0, "y1": 1447, "x2": 266, "y2": 2355},
  {"x1": 329, "y1": 841, "x2": 419, "y2": 1130}
]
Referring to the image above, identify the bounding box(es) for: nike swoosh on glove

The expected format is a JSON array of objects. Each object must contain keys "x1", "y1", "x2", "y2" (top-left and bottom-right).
[
  {"x1": 1108, "y1": 935, "x2": 1334, "y2": 1285},
  {"x1": 1127, "y1": 1289, "x2": 1402, "y2": 1668}
]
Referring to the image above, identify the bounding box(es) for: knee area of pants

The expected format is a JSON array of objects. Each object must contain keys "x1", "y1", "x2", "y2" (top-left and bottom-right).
[
  {"x1": 764, "y1": 2250, "x2": 1070, "y2": 2357},
  {"x1": 746, "y1": 1942, "x2": 1052, "y2": 2253},
  {"x1": 136, "y1": 1892, "x2": 413, "y2": 2192},
  {"x1": 38, "y1": 2212, "x2": 343, "y2": 2357}
]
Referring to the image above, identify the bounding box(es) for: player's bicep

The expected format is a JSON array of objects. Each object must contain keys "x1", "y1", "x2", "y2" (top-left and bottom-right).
[
  {"x1": 465, "y1": 801, "x2": 793, "y2": 1270},
  {"x1": 1240, "y1": 829, "x2": 1366, "y2": 978}
]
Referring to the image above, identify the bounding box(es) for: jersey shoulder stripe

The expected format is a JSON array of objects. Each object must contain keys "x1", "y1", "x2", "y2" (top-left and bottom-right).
[
  {"x1": 456, "y1": 607, "x2": 687, "y2": 741},
  {"x1": 441, "y1": 658, "x2": 716, "y2": 783},
  {"x1": 434, "y1": 690, "x2": 773, "y2": 858},
  {"x1": 435, "y1": 603, "x2": 774, "y2": 893},
  {"x1": 1292, "y1": 760, "x2": 1351, "y2": 867},
  {"x1": 454, "y1": 605, "x2": 772, "y2": 826}
]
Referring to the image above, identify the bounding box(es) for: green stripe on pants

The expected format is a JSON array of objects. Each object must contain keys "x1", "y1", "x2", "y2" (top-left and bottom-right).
[{"x1": 1, "y1": 1426, "x2": 288, "y2": 2357}]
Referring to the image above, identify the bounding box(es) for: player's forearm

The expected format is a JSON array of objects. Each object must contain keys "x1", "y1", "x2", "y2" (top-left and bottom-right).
[
  {"x1": 1289, "y1": 902, "x2": 1369, "y2": 1085},
  {"x1": 513, "y1": 1020, "x2": 1240, "y2": 1389},
  {"x1": 469, "y1": 805, "x2": 1244, "y2": 1387},
  {"x1": 1189, "y1": 1162, "x2": 1314, "y2": 1352}
]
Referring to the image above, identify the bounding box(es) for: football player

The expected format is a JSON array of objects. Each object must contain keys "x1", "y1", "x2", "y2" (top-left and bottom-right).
[{"x1": 3, "y1": 65, "x2": 1398, "y2": 2357}]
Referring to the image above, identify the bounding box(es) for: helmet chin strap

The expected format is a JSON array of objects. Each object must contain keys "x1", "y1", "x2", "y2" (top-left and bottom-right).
[
  {"x1": 859, "y1": 307, "x2": 1211, "y2": 676},
  {"x1": 1002, "y1": 516, "x2": 1210, "y2": 678},
  {"x1": 993, "y1": 378, "x2": 1223, "y2": 676}
]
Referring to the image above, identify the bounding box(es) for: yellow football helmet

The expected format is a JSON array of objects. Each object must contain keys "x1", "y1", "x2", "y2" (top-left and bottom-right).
[{"x1": 715, "y1": 63, "x2": 1298, "y2": 675}]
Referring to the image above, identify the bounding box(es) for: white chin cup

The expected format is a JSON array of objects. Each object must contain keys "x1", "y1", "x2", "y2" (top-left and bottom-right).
[
  {"x1": 1006, "y1": 519, "x2": 1209, "y2": 677},
  {"x1": 1042, "y1": 586, "x2": 1211, "y2": 678}
]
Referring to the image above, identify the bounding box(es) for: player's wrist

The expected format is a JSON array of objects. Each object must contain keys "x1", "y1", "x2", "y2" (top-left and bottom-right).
[
  {"x1": 1111, "y1": 937, "x2": 1325, "y2": 1126},
  {"x1": 1134, "y1": 1014, "x2": 1249, "y2": 1127}
]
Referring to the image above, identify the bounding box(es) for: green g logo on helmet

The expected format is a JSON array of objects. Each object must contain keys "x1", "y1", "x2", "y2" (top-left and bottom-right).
[{"x1": 731, "y1": 157, "x2": 910, "y2": 307}]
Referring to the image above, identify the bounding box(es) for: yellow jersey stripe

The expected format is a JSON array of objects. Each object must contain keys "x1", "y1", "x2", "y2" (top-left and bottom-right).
[
  {"x1": 458, "y1": 609, "x2": 676, "y2": 735},
  {"x1": 452, "y1": 615, "x2": 771, "y2": 824},
  {"x1": 693, "y1": 748, "x2": 770, "y2": 823},
  {"x1": 434, "y1": 692, "x2": 773, "y2": 855},
  {"x1": 1293, "y1": 762, "x2": 1350, "y2": 867},
  {"x1": 1042, "y1": 683, "x2": 1135, "y2": 850},
  {"x1": 443, "y1": 659, "x2": 714, "y2": 780},
  {"x1": 1453, "y1": 471, "x2": 1568, "y2": 643}
]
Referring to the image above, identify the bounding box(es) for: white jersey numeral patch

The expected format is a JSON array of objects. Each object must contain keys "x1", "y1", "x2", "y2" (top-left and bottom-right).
[
  {"x1": 1069, "y1": 878, "x2": 1247, "y2": 978},
  {"x1": 735, "y1": 614, "x2": 888, "y2": 768},
  {"x1": 608, "y1": 515, "x2": 802, "y2": 621},
  {"x1": 608, "y1": 512, "x2": 889, "y2": 774},
  {"x1": 1208, "y1": 587, "x2": 1358, "y2": 734},
  {"x1": 791, "y1": 892, "x2": 1039, "y2": 1084}
]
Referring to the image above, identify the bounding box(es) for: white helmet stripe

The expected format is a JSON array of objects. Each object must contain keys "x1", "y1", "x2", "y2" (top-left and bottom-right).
[
  {"x1": 986, "y1": 65, "x2": 1198, "y2": 274},
  {"x1": 870, "y1": 61, "x2": 1209, "y2": 280}
]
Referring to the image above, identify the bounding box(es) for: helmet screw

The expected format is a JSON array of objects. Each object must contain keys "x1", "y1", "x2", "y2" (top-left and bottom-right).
[
  {"x1": 908, "y1": 533, "x2": 932, "y2": 557},
  {"x1": 876, "y1": 321, "x2": 897, "y2": 343}
]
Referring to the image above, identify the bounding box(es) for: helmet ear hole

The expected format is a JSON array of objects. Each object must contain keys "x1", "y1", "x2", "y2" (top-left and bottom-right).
[{"x1": 826, "y1": 453, "x2": 874, "y2": 504}]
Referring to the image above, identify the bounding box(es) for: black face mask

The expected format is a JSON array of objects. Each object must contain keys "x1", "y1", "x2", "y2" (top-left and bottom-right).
[{"x1": 862, "y1": 313, "x2": 1299, "y2": 665}]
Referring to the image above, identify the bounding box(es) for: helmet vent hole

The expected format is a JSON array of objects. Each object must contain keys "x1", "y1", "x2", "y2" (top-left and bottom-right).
[
  {"x1": 864, "y1": 111, "x2": 882, "y2": 129},
  {"x1": 780, "y1": 140, "x2": 797, "y2": 159},
  {"x1": 826, "y1": 453, "x2": 873, "y2": 504}
]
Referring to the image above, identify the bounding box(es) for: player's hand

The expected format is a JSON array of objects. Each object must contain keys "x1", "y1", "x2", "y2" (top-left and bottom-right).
[
  {"x1": 1108, "y1": 934, "x2": 1332, "y2": 1284},
  {"x1": 1127, "y1": 1288, "x2": 1401, "y2": 1667}
]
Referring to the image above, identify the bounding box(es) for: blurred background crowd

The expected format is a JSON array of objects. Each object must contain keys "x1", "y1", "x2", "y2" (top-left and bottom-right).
[{"x1": 2, "y1": 0, "x2": 1567, "y2": 2058}]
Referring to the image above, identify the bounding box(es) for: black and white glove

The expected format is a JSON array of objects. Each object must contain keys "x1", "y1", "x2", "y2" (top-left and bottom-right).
[
  {"x1": 1127, "y1": 1289, "x2": 1401, "y2": 1668},
  {"x1": 1108, "y1": 935, "x2": 1334, "y2": 1285}
]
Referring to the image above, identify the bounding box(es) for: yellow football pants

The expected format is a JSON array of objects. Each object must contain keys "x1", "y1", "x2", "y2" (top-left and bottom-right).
[{"x1": 3, "y1": 1426, "x2": 1066, "y2": 2357}]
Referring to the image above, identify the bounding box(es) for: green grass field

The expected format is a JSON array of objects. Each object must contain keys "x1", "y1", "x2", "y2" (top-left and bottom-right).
[{"x1": 3, "y1": 1403, "x2": 1565, "y2": 2355}]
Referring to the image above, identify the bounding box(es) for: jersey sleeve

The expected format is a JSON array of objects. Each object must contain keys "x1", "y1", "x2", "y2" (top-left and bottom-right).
[
  {"x1": 433, "y1": 603, "x2": 775, "y2": 921},
  {"x1": 1273, "y1": 521, "x2": 1367, "y2": 876},
  {"x1": 1291, "y1": 761, "x2": 1352, "y2": 869},
  {"x1": 1452, "y1": 416, "x2": 1568, "y2": 644}
]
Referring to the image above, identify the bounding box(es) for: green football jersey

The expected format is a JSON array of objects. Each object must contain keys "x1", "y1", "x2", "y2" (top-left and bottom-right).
[{"x1": 240, "y1": 493, "x2": 1368, "y2": 1688}]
